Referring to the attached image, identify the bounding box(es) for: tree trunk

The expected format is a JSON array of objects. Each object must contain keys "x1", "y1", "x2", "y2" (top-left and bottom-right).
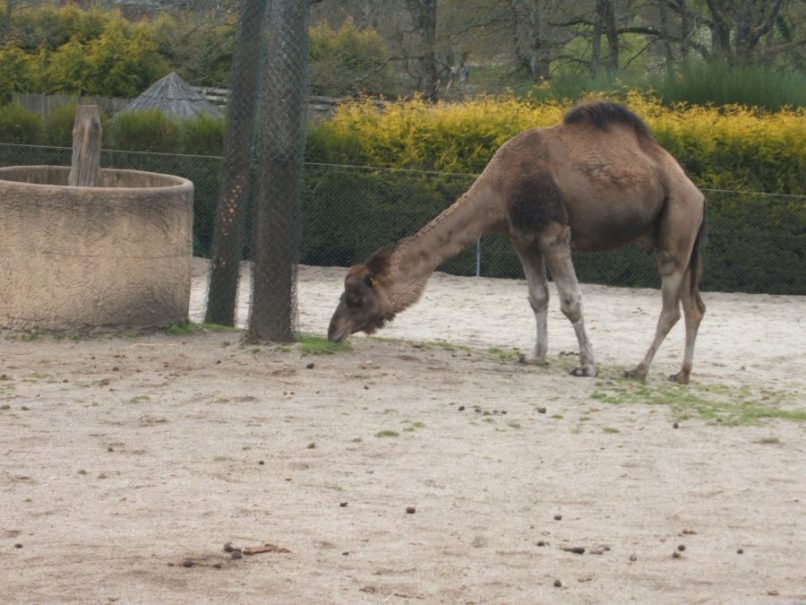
[
  {"x1": 509, "y1": 0, "x2": 552, "y2": 81},
  {"x1": 659, "y1": 0, "x2": 675, "y2": 70},
  {"x1": 704, "y1": 0, "x2": 786, "y2": 64},
  {"x1": 205, "y1": 0, "x2": 268, "y2": 327},
  {"x1": 596, "y1": 0, "x2": 619, "y2": 73},
  {"x1": 405, "y1": 0, "x2": 439, "y2": 101},
  {"x1": 247, "y1": 0, "x2": 311, "y2": 343}
]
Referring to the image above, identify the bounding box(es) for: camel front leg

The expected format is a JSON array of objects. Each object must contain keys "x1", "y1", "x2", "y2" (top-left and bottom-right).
[
  {"x1": 540, "y1": 226, "x2": 596, "y2": 377},
  {"x1": 514, "y1": 242, "x2": 548, "y2": 365}
]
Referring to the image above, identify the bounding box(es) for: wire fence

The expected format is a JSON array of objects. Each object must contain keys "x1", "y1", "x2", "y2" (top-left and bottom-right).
[{"x1": 1, "y1": 141, "x2": 803, "y2": 296}]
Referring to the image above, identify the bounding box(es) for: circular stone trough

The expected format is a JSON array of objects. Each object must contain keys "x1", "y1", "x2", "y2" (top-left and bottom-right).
[{"x1": 0, "y1": 166, "x2": 193, "y2": 331}]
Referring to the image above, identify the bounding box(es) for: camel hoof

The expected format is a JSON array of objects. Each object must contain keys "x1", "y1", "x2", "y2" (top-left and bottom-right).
[
  {"x1": 669, "y1": 371, "x2": 690, "y2": 385},
  {"x1": 570, "y1": 366, "x2": 596, "y2": 378},
  {"x1": 518, "y1": 354, "x2": 547, "y2": 367},
  {"x1": 623, "y1": 367, "x2": 647, "y2": 381}
]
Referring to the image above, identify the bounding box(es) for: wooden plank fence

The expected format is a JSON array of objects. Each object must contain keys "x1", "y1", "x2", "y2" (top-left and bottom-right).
[{"x1": 13, "y1": 90, "x2": 344, "y2": 122}]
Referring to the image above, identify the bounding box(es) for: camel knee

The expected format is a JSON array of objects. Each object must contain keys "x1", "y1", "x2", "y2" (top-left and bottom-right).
[
  {"x1": 659, "y1": 306, "x2": 681, "y2": 332},
  {"x1": 528, "y1": 287, "x2": 549, "y2": 313},
  {"x1": 559, "y1": 292, "x2": 582, "y2": 323}
]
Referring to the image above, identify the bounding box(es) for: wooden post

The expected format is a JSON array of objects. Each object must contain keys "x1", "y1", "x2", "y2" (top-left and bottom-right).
[{"x1": 68, "y1": 105, "x2": 102, "y2": 187}]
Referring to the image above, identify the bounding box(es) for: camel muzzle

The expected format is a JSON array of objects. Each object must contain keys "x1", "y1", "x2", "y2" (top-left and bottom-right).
[{"x1": 327, "y1": 311, "x2": 351, "y2": 343}]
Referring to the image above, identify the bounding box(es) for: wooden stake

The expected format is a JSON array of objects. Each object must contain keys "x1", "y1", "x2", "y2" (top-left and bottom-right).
[{"x1": 68, "y1": 105, "x2": 102, "y2": 187}]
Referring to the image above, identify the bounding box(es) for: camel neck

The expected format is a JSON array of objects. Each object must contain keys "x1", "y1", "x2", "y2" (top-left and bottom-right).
[{"x1": 385, "y1": 174, "x2": 501, "y2": 310}]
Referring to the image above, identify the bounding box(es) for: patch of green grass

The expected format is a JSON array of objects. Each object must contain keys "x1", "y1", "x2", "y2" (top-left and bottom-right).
[
  {"x1": 602, "y1": 426, "x2": 620, "y2": 434},
  {"x1": 0, "y1": 404, "x2": 10, "y2": 410},
  {"x1": 298, "y1": 334, "x2": 350, "y2": 355},
  {"x1": 487, "y1": 347, "x2": 522, "y2": 363},
  {"x1": 167, "y1": 321, "x2": 237, "y2": 336},
  {"x1": 375, "y1": 430, "x2": 400, "y2": 438},
  {"x1": 756, "y1": 436, "x2": 781, "y2": 445},
  {"x1": 166, "y1": 320, "x2": 198, "y2": 336},
  {"x1": 23, "y1": 372, "x2": 56, "y2": 384},
  {"x1": 507, "y1": 420, "x2": 522, "y2": 429},
  {"x1": 128, "y1": 395, "x2": 150, "y2": 404},
  {"x1": 591, "y1": 375, "x2": 804, "y2": 426},
  {"x1": 307, "y1": 442, "x2": 317, "y2": 449}
]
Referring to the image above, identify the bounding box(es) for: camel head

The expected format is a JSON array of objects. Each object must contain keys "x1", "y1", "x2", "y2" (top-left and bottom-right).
[{"x1": 328, "y1": 261, "x2": 395, "y2": 342}]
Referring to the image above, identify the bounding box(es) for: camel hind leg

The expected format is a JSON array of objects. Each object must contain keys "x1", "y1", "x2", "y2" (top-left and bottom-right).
[
  {"x1": 624, "y1": 251, "x2": 684, "y2": 381},
  {"x1": 539, "y1": 224, "x2": 596, "y2": 377},
  {"x1": 626, "y1": 189, "x2": 705, "y2": 382}
]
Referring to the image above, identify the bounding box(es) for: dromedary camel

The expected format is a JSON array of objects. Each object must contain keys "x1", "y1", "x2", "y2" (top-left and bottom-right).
[{"x1": 328, "y1": 101, "x2": 706, "y2": 383}]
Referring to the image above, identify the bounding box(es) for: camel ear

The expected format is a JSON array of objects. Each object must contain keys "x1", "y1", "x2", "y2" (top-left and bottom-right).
[{"x1": 364, "y1": 274, "x2": 380, "y2": 288}]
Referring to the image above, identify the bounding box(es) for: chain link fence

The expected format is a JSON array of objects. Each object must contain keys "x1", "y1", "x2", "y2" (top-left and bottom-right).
[{"x1": 1, "y1": 141, "x2": 803, "y2": 295}]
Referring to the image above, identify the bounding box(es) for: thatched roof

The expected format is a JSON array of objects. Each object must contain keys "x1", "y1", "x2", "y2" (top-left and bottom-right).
[{"x1": 121, "y1": 72, "x2": 223, "y2": 120}]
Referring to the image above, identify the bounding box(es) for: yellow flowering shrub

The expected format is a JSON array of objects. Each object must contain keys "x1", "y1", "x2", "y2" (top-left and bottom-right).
[{"x1": 307, "y1": 93, "x2": 806, "y2": 195}]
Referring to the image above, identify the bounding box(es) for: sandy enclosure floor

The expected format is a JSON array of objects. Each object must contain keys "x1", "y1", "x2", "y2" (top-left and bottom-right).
[{"x1": 1, "y1": 259, "x2": 804, "y2": 605}]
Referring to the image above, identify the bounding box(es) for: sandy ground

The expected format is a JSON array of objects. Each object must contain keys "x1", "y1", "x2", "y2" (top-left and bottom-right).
[{"x1": 1, "y1": 259, "x2": 804, "y2": 605}]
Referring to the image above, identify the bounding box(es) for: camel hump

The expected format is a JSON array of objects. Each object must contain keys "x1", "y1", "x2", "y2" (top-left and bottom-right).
[{"x1": 563, "y1": 101, "x2": 651, "y2": 139}]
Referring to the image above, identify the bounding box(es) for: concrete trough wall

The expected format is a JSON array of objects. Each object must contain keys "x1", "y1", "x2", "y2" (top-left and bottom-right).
[{"x1": 0, "y1": 166, "x2": 193, "y2": 331}]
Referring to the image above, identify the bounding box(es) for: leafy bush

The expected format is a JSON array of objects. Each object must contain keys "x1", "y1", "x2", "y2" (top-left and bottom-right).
[
  {"x1": 309, "y1": 18, "x2": 395, "y2": 97},
  {"x1": 181, "y1": 114, "x2": 224, "y2": 156},
  {"x1": 0, "y1": 45, "x2": 37, "y2": 104},
  {"x1": 107, "y1": 110, "x2": 182, "y2": 153},
  {"x1": 1, "y1": 4, "x2": 169, "y2": 98},
  {"x1": 0, "y1": 102, "x2": 42, "y2": 144},
  {"x1": 305, "y1": 95, "x2": 805, "y2": 293},
  {"x1": 308, "y1": 93, "x2": 806, "y2": 195},
  {"x1": 648, "y1": 60, "x2": 806, "y2": 112}
]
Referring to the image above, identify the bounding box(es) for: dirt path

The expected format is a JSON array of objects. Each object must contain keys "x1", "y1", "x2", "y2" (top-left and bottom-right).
[{"x1": 1, "y1": 261, "x2": 804, "y2": 604}]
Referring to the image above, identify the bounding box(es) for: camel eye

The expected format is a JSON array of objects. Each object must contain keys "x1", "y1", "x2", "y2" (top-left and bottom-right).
[{"x1": 346, "y1": 292, "x2": 362, "y2": 308}]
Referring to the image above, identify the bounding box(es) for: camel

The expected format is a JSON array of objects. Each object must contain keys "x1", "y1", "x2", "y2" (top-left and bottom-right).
[{"x1": 327, "y1": 101, "x2": 706, "y2": 384}]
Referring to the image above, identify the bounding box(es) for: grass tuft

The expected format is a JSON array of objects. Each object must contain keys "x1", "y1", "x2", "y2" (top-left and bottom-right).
[
  {"x1": 591, "y1": 374, "x2": 804, "y2": 426},
  {"x1": 298, "y1": 334, "x2": 351, "y2": 355}
]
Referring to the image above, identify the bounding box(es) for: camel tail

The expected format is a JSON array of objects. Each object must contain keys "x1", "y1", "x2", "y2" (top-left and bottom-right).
[{"x1": 689, "y1": 202, "x2": 707, "y2": 295}]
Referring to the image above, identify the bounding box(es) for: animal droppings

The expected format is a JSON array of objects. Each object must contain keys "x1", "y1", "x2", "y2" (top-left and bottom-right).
[
  {"x1": 306, "y1": 362, "x2": 315, "y2": 369},
  {"x1": 672, "y1": 551, "x2": 681, "y2": 559},
  {"x1": 554, "y1": 514, "x2": 562, "y2": 521},
  {"x1": 458, "y1": 406, "x2": 465, "y2": 411},
  {"x1": 737, "y1": 548, "x2": 744, "y2": 554},
  {"x1": 553, "y1": 579, "x2": 562, "y2": 588},
  {"x1": 562, "y1": 546, "x2": 585, "y2": 555},
  {"x1": 14, "y1": 543, "x2": 23, "y2": 549},
  {"x1": 405, "y1": 506, "x2": 416, "y2": 514},
  {"x1": 629, "y1": 554, "x2": 637, "y2": 562},
  {"x1": 677, "y1": 544, "x2": 686, "y2": 552},
  {"x1": 673, "y1": 422, "x2": 679, "y2": 429},
  {"x1": 182, "y1": 559, "x2": 194, "y2": 568},
  {"x1": 340, "y1": 502, "x2": 348, "y2": 508},
  {"x1": 230, "y1": 550, "x2": 243, "y2": 560},
  {"x1": 538, "y1": 407, "x2": 547, "y2": 414}
]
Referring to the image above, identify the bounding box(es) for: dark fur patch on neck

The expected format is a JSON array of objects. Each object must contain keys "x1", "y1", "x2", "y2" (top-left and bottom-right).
[
  {"x1": 563, "y1": 101, "x2": 651, "y2": 138},
  {"x1": 366, "y1": 245, "x2": 395, "y2": 276},
  {"x1": 508, "y1": 170, "x2": 568, "y2": 237}
]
